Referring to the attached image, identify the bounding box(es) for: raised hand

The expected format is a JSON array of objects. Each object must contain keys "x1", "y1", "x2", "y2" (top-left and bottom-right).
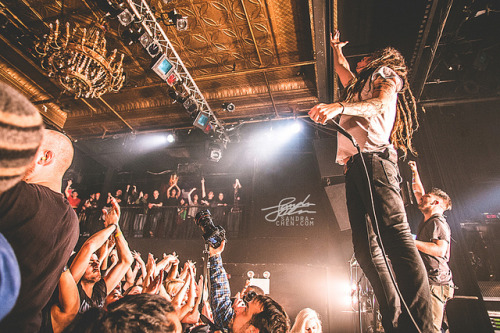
[
  {"x1": 144, "y1": 270, "x2": 164, "y2": 295},
  {"x1": 132, "y1": 251, "x2": 142, "y2": 262},
  {"x1": 103, "y1": 197, "x2": 120, "y2": 228},
  {"x1": 408, "y1": 161, "x2": 418, "y2": 172},
  {"x1": 146, "y1": 253, "x2": 155, "y2": 272},
  {"x1": 163, "y1": 252, "x2": 179, "y2": 265},
  {"x1": 209, "y1": 240, "x2": 226, "y2": 257},
  {"x1": 330, "y1": 29, "x2": 349, "y2": 49}
]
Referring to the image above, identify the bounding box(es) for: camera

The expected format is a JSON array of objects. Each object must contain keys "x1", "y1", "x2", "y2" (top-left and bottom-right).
[{"x1": 194, "y1": 209, "x2": 226, "y2": 249}]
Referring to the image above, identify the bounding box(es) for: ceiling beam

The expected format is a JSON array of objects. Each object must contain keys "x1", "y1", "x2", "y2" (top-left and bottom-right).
[
  {"x1": 309, "y1": 0, "x2": 329, "y2": 103},
  {"x1": 420, "y1": 95, "x2": 500, "y2": 108},
  {"x1": 409, "y1": 0, "x2": 439, "y2": 80},
  {"x1": 98, "y1": 97, "x2": 135, "y2": 132},
  {"x1": 240, "y1": 0, "x2": 278, "y2": 117},
  {"x1": 413, "y1": 0, "x2": 454, "y2": 100}
]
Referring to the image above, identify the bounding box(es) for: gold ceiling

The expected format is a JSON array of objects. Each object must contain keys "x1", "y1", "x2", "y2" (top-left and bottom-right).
[{"x1": 0, "y1": 0, "x2": 319, "y2": 139}]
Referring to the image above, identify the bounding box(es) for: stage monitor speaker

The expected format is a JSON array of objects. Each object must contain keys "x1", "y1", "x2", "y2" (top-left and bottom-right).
[
  {"x1": 446, "y1": 296, "x2": 494, "y2": 333},
  {"x1": 313, "y1": 138, "x2": 344, "y2": 178},
  {"x1": 324, "y1": 183, "x2": 350, "y2": 231}
]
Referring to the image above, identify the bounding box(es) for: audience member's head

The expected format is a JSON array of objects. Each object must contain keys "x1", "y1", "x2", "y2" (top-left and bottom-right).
[
  {"x1": 428, "y1": 187, "x2": 452, "y2": 211},
  {"x1": 104, "y1": 285, "x2": 123, "y2": 309},
  {"x1": 106, "y1": 294, "x2": 181, "y2": 332},
  {"x1": 81, "y1": 254, "x2": 101, "y2": 283},
  {"x1": 63, "y1": 294, "x2": 181, "y2": 333},
  {"x1": 232, "y1": 294, "x2": 290, "y2": 333},
  {"x1": 418, "y1": 187, "x2": 452, "y2": 215},
  {"x1": 23, "y1": 129, "x2": 73, "y2": 191},
  {"x1": 290, "y1": 308, "x2": 322, "y2": 333},
  {"x1": 123, "y1": 285, "x2": 143, "y2": 296},
  {"x1": 0, "y1": 81, "x2": 43, "y2": 193}
]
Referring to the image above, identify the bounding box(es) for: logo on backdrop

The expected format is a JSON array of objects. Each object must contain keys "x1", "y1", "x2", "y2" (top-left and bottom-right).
[{"x1": 261, "y1": 194, "x2": 316, "y2": 227}]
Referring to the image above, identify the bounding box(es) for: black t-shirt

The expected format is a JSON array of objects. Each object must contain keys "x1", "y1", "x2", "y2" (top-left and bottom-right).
[
  {"x1": 0, "y1": 182, "x2": 79, "y2": 332},
  {"x1": 77, "y1": 279, "x2": 107, "y2": 313},
  {"x1": 149, "y1": 197, "x2": 163, "y2": 210},
  {"x1": 165, "y1": 197, "x2": 179, "y2": 207},
  {"x1": 202, "y1": 196, "x2": 216, "y2": 207},
  {"x1": 417, "y1": 214, "x2": 453, "y2": 285}
]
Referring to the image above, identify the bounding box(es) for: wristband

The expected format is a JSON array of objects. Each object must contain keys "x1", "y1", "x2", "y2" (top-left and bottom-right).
[{"x1": 114, "y1": 231, "x2": 122, "y2": 238}]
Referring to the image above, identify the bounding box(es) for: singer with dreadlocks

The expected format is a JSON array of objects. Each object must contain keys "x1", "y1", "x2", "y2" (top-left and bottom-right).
[{"x1": 309, "y1": 30, "x2": 433, "y2": 332}]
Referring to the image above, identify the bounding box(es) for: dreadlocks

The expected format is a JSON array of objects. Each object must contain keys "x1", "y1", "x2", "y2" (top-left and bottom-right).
[{"x1": 343, "y1": 47, "x2": 420, "y2": 157}]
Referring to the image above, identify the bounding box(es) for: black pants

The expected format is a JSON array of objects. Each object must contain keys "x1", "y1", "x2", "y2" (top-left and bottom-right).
[{"x1": 345, "y1": 152, "x2": 432, "y2": 332}]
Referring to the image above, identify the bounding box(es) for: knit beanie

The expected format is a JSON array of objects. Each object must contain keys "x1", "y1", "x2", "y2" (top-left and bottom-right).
[{"x1": 0, "y1": 81, "x2": 44, "y2": 193}]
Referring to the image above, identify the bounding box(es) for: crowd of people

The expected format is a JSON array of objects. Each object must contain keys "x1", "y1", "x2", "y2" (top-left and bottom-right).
[
  {"x1": 0, "y1": 81, "x2": 323, "y2": 333},
  {"x1": 69, "y1": 176, "x2": 243, "y2": 239}
]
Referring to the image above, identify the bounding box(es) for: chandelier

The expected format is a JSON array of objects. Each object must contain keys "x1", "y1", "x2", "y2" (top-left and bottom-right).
[{"x1": 35, "y1": 20, "x2": 126, "y2": 98}]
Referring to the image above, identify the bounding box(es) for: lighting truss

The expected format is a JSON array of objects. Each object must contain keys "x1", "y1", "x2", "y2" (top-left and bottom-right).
[{"x1": 125, "y1": 0, "x2": 229, "y2": 143}]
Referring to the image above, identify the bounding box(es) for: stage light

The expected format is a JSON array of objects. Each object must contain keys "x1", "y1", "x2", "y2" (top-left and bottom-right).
[
  {"x1": 139, "y1": 31, "x2": 152, "y2": 47},
  {"x1": 139, "y1": 32, "x2": 161, "y2": 57},
  {"x1": 262, "y1": 271, "x2": 270, "y2": 279},
  {"x1": 290, "y1": 120, "x2": 302, "y2": 133},
  {"x1": 152, "y1": 54, "x2": 175, "y2": 81},
  {"x1": 117, "y1": 8, "x2": 134, "y2": 26},
  {"x1": 167, "y1": 10, "x2": 188, "y2": 31},
  {"x1": 166, "y1": 72, "x2": 178, "y2": 86},
  {"x1": 168, "y1": 88, "x2": 187, "y2": 103},
  {"x1": 193, "y1": 111, "x2": 212, "y2": 133},
  {"x1": 147, "y1": 42, "x2": 161, "y2": 57},
  {"x1": 147, "y1": 133, "x2": 168, "y2": 145},
  {"x1": 222, "y1": 102, "x2": 235, "y2": 112},
  {"x1": 247, "y1": 271, "x2": 255, "y2": 279},
  {"x1": 166, "y1": 133, "x2": 175, "y2": 143},
  {"x1": 183, "y1": 97, "x2": 198, "y2": 116},
  {"x1": 208, "y1": 142, "x2": 222, "y2": 162}
]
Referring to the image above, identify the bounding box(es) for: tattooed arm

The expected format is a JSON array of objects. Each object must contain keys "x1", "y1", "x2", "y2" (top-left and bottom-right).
[{"x1": 308, "y1": 75, "x2": 398, "y2": 123}]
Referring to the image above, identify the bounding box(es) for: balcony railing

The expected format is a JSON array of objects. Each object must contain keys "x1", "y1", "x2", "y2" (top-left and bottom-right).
[{"x1": 78, "y1": 204, "x2": 244, "y2": 240}]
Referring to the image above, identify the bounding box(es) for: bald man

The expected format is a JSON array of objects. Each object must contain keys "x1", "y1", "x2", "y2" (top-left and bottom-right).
[{"x1": 0, "y1": 129, "x2": 79, "y2": 332}]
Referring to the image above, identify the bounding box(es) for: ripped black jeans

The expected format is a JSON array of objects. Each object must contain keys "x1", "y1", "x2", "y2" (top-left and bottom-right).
[{"x1": 345, "y1": 152, "x2": 433, "y2": 333}]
